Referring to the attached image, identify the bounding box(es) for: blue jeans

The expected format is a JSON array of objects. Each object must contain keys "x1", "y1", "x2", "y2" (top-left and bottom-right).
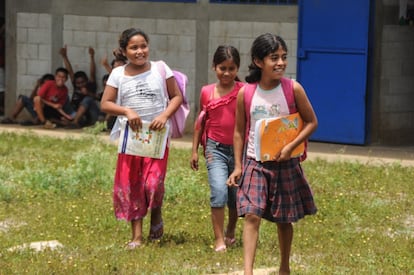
[
  {"x1": 80, "y1": 96, "x2": 99, "y2": 126},
  {"x1": 205, "y1": 138, "x2": 237, "y2": 208},
  {"x1": 19, "y1": 95, "x2": 37, "y2": 118},
  {"x1": 63, "y1": 96, "x2": 76, "y2": 118}
]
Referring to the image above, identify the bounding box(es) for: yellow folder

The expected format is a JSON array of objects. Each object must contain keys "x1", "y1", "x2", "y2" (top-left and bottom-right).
[{"x1": 254, "y1": 112, "x2": 305, "y2": 162}]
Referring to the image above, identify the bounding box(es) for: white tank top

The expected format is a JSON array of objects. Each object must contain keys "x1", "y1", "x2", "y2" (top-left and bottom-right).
[{"x1": 246, "y1": 83, "x2": 290, "y2": 159}]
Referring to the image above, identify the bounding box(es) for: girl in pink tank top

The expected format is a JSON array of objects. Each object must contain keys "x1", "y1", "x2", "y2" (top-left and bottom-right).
[{"x1": 191, "y1": 45, "x2": 243, "y2": 252}]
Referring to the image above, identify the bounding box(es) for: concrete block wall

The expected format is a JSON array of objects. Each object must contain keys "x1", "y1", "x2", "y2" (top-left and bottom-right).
[
  {"x1": 208, "y1": 21, "x2": 297, "y2": 84},
  {"x1": 61, "y1": 15, "x2": 197, "y2": 97},
  {"x1": 16, "y1": 13, "x2": 52, "y2": 98},
  {"x1": 379, "y1": 25, "x2": 414, "y2": 144},
  {"x1": 14, "y1": 12, "x2": 298, "y2": 134},
  {"x1": 15, "y1": 13, "x2": 197, "y2": 111},
  {"x1": 6, "y1": 0, "x2": 414, "y2": 145}
]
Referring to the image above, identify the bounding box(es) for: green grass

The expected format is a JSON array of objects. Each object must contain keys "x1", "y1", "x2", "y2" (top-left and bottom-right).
[{"x1": 0, "y1": 131, "x2": 413, "y2": 274}]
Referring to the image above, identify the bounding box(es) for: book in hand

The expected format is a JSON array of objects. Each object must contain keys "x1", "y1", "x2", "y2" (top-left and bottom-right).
[
  {"x1": 118, "y1": 119, "x2": 169, "y2": 159},
  {"x1": 254, "y1": 112, "x2": 305, "y2": 162}
]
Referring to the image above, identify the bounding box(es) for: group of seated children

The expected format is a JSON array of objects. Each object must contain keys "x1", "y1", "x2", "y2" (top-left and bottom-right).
[{"x1": 1, "y1": 46, "x2": 126, "y2": 130}]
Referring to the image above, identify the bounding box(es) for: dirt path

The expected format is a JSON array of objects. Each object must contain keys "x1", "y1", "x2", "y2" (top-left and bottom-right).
[{"x1": 2, "y1": 124, "x2": 414, "y2": 166}]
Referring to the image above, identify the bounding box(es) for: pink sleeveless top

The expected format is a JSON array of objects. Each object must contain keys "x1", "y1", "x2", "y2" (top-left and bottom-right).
[{"x1": 202, "y1": 81, "x2": 244, "y2": 145}]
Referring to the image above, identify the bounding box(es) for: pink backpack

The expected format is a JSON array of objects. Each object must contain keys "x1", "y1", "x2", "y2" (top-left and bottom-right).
[
  {"x1": 243, "y1": 77, "x2": 307, "y2": 161},
  {"x1": 156, "y1": 61, "x2": 190, "y2": 138}
]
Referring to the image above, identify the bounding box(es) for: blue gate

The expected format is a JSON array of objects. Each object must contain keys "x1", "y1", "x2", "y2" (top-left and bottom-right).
[{"x1": 297, "y1": 0, "x2": 373, "y2": 144}]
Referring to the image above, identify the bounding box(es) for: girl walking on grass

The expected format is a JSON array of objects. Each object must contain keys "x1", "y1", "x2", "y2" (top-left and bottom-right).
[
  {"x1": 227, "y1": 33, "x2": 318, "y2": 274},
  {"x1": 191, "y1": 45, "x2": 244, "y2": 252},
  {"x1": 100, "y1": 28, "x2": 183, "y2": 249}
]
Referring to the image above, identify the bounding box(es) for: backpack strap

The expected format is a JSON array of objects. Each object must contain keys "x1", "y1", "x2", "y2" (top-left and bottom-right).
[
  {"x1": 155, "y1": 60, "x2": 168, "y2": 99},
  {"x1": 280, "y1": 77, "x2": 296, "y2": 114},
  {"x1": 195, "y1": 85, "x2": 213, "y2": 130},
  {"x1": 243, "y1": 83, "x2": 257, "y2": 145},
  {"x1": 200, "y1": 86, "x2": 213, "y2": 110},
  {"x1": 281, "y1": 77, "x2": 308, "y2": 161},
  {"x1": 243, "y1": 79, "x2": 307, "y2": 162},
  {"x1": 243, "y1": 78, "x2": 295, "y2": 116}
]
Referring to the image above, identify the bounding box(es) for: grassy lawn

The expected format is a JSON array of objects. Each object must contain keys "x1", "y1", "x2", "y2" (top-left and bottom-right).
[{"x1": 0, "y1": 131, "x2": 413, "y2": 274}]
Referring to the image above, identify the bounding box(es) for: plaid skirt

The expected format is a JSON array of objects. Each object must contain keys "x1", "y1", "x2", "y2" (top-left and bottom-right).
[
  {"x1": 113, "y1": 147, "x2": 169, "y2": 222},
  {"x1": 237, "y1": 157, "x2": 317, "y2": 223}
]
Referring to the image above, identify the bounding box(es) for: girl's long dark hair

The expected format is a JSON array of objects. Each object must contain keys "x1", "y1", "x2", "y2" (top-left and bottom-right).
[
  {"x1": 212, "y1": 45, "x2": 241, "y2": 82},
  {"x1": 245, "y1": 33, "x2": 288, "y2": 83},
  {"x1": 113, "y1": 28, "x2": 149, "y2": 61}
]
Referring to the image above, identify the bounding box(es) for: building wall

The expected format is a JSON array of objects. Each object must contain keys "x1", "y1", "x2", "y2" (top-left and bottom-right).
[
  {"x1": 15, "y1": 13, "x2": 53, "y2": 98},
  {"x1": 370, "y1": 0, "x2": 414, "y2": 145},
  {"x1": 378, "y1": 25, "x2": 414, "y2": 144},
  {"x1": 4, "y1": 0, "x2": 414, "y2": 145},
  {"x1": 5, "y1": 0, "x2": 297, "y2": 134}
]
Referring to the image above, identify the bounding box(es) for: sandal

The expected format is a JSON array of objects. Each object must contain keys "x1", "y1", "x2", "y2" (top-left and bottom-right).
[
  {"x1": 43, "y1": 120, "x2": 56, "y2": 129},
  {"x1": 20, "y1": 120, "x2": 40, "y2": 126},
  {"x1": 149, "y1": 221, "x2": 164, "y2": 241},
  {"x1": 126, "y1": 241, "x2": 142, "y2": 250},
  {"x1": 224, "y1": 230, "x2": 236, "y2": 247},
  {"x1": 1, "y1": 117, "x2": 17, "y2": 124},
  {"x1": 224, "y1": 236, "x2": 236, "y2": 247}
]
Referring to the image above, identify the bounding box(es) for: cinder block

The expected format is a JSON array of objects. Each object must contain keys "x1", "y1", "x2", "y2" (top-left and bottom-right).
[
  {"x1": 28, "y1": 28, "x2": 51, "y2": 44},
  {"x1": 252, "y1": 22, "x2": 282, "y2": 36},
  {"x1": 209, "y1": 21, "x2": 222, "y2": 37},
  {"x1": 63, "y1": 30, "x2": 74, "y2": 45},
  {"x1": 38, "y1": 14, "x2": 52, "y2": 29},
  {"x1": 17, "y1": 43, "x2": 38, "y2": 59},
  {"x1": 389, "y1": 76, "x2": 414, "y2": 94},
  {"x1": 39, "y1": 44, "x2": 51, "y2": 61},
  {"x1": 402, "y1": 60, "x2": 414, "y2": 76},
  {"x1": 279, "y1": 23, "x2": 297, "y2": 40},
  {"x1": 72, "y1": 31, "x2": 96, "y2": 47},
  {"x1": 156, "y1": 19, "x2": 195, "y2": 36},
  {"x1": 381, "y1": 112, "x2": 413, "y2": 130},
  {"x1": 239, "y1": 38, "x2": 252, "y2": 54},
  {"x1": 64, "y1": 15, "x2": 83, "y2": 31},
  {"x1": 130, "y1": 18, "x2": 157, "y2": 34},
  {"x1": 209, "y1": 21, "x2": 248, "y2": 38},
  {"x1": 167, "y1": 35, "x2": 195, "y2": 52},
  {"x1": 17, "y1": 13, "x2": 39, "y2": 28},
  {"x1": 151, "y1": 35, "x2": 169, "y2": 52},
  {"x1": 96, "y1": 32, "x2": 118, "y2": 49},
  {"x1": 288, "y1": 40, "x2": 297, "y2": 58},
  {"x1": 383, "y1": 26, "x2": 414, "y2": 42},
  {"x1": 17, "y1": 59, "x2": 27, "y2": 75},
  {"x1": 226, "y1": 21, "x2": 253, "y2": 38},
  {"x1": 381, "y1": 59, "x2": 402, "y2": 76},
  {"x1": 381, "y1": 42, "x2": 407, "y2": 60},
  {"x1": 27, "y1": 60, "x2": 50, "y2": 75},
  {"x1": 107, "y1": 17, "x2": 135, "y2": 33},
  {"x1": 16, "y1": 28, "x2": 28, "y2": 43},
  {"x1": 82, "y1": 16, "x2": 110, "y2": 32},
  {"x1": 17, "y1": 74, "x2": 39, "y2": 92}
]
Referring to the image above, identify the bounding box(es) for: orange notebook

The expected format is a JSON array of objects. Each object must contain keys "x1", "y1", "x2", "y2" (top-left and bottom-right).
[{"x1": 254, "y1": 112, "x2": 305, "y2": 162}]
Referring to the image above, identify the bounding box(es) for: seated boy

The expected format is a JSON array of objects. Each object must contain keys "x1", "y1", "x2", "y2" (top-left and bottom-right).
[
  {"x1": 33, "y1": 67, "x2": 72, "y2": 129},
  {"x1": 1, "y1": 73, "x2": 55, "y2": 125}
]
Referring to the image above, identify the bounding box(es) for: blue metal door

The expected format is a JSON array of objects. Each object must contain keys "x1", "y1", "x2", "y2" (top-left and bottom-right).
[{"x1": 297, "y1": 0, "x2": 373, "y2": 144}]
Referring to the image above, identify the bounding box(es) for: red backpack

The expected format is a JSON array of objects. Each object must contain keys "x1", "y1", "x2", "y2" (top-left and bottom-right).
[{"x1": 243, "y1": 77, "x2": 307, "y2": 161}]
